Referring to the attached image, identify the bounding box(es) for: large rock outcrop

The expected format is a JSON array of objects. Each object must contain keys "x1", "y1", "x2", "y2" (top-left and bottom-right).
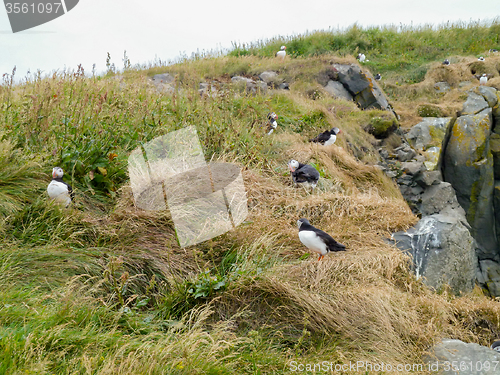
[
  {"x1": 406, "y1": 117, "x2": 454, "y2": 170},
  {"x1": 387, "y1": 86, "x2": 500, "y2": 296},
  {"x1": 319, "y1": 63, "x2": 392, "y2": 111},
  {"x1": 443, "y1": 108, "x2": 496, "y2": 260},
  {"x1": 392, "y1": 212, "x2": 477, "y2": 295}
]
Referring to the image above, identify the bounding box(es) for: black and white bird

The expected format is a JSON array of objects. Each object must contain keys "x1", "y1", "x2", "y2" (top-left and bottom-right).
[
  {"x1": 297, "y1": 218, "x2": 346, "y2": 260},
  {"x1": 266, "y1": 112, "x2": 278, "y2": 135},
  {"x1": 47, "y1": 167, "x2": 73, "y2": 207},
  {"x1": 288, "y1": 160, "x2": 320, "y2": 190},
  {"x1": 276, "y1": 46, "x2": 286, "y2": 59},
  {"x1": 374, "y1": 73, "x2": 382, "y2": 81},
  {"x1": 442, "y1": 59, "x2": 450, "y2": 65},
  {"x1": 490, "y1": 49, "x2": 499, "y2": 53},
  {"x1": 357, "y1": 53, "x2": 366, "y2": 62},
  {"x1": 479, "y1": 73, "x2": 488, "y2": 86},
  {"x1": 478, "y1": 56, "x2": 485, "y2": 61},
  {"x1": 491, "y1": 340, "x2": 500, "y2": 352},
  {"x1": 310, "y1": 127, "x2": 341, "y2": 146}
]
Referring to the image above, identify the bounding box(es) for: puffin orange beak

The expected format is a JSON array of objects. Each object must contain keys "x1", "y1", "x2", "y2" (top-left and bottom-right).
[{"x1": 52, "y1": 171, "x2": 56, "y2": 178}]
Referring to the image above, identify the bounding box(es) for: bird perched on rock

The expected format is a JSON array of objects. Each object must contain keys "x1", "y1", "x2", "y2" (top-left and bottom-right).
[
  {"x1": 357, "y1": 53, "x2": 366, "y2": 62},
  {"x1": 288, "y1": 160, "x2": 320, "y2": 190},
  {"x1": 297, "y1": 218, "x2": 346, "y2": 260},
  {"x1": 478, "y1": 56, "x2": 485, "y2": 61},
  {"x1": 479, "y1": 73, "x2": 488, "y2": 85},
  {"x1": 374, "y1": 73, "x2": 382, "y2": 81},
  {"x1": 310, "y1": 127, "x2": 341, "y2": 146},
  {"x1": 47, "y1": 167, "x2": 73, "y2": 207},
  {"x1": 276, "y1": 46, "x2": 286, "y2": 60},
  {"x1": 442, "y1": 59, "x2": 450, "y2": 65},
  {"x1": 491, "y1": 340, "x2": 500, "y2": 352},
  {"x1": 266, "y1": 112, "x2": 278, "y2": 135}
]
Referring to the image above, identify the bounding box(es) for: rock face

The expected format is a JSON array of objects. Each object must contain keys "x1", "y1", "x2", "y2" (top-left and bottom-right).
[
  {"x1": 392, "y1": 213, "x2": 477, "y2": 295},
  {"x1": 443, "y1": 108, "x2": 496, "y2": 260},
  {"x1": 461, "y1": 92, "x2": 489, "y2": 115},
  {"x1": 406, "y1": 117, "x2": 453, "y2": 170},
  {"x1": 383, "y1": 87, "x2": 500, "y2": 296},
  {"x1": 318, "y1": 63, "x2": 392, "y2": 111},
  {"x1": 323, "y1": 80, "x2": 353, "y2": 101},
  {"x1": 427, "y1": 339, "x2": 500, "y2": 375}
]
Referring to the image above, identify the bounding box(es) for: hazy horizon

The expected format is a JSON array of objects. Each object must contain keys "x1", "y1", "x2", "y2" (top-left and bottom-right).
[{"x1": 1, "y1": 0, "x2": 499, "y2": 80}]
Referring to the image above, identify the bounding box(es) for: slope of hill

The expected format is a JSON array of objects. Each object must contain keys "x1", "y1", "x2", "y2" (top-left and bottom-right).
[{"x1": 1, "y1": 21, "x2": 500, "y2": 374}]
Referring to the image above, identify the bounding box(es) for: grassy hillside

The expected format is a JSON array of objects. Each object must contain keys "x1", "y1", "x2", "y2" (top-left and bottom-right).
[{"x1": 2, "y1": 21, "x2": 500, "y2": 374}]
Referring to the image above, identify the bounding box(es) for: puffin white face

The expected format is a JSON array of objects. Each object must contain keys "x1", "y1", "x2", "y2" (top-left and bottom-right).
[
  {"x1": 297, "y1": 218, "x2": 309, "y2": 228},
  {"x1": 281, "y1": 46, "x2": 286, "y2": 51},
  {"x1": 52, "y1": 167, "x2": 64, "y2": 178},
  {"x1": 288, "y1": 160, "x2": 299, "y2": 172},
  {"x1": 268, "y1": 112, "x2": 278, "y2": 120},
  {"x1": 494, "y1": 346, "x2": 500, "y2": 352},
  {"x1": 331, "y1": 127, "x2": 341, "y2": 135}
]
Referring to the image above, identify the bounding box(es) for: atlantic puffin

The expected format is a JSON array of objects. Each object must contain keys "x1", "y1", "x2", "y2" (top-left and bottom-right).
[
  {"x1": 479, "y1": 74, "x2": 488, "y2": 85},
  {"x1": 297, "y1": 218, "x2": 346, "y2": 260},
  {"x1": 288, "y1": 160, "x2": 320, "y2": 190},
  {"x1": 442, "y1": 59, "x2": 450, "y2": 65},
  {"x1": 357, "y1": 53, "x2": 366, "y2": 62},
  {"x1": 478, "y1": 56, "x2": 485, "y2": 61},
  {"x1": 374, "y1": 73, "x2": 381, "y2": 81},
  {"x1": 310, "y1": 127, "x2": 341, "y2": 146},
  {"x1": 47, "y1": 167, "x2": 73, "y2": 207},
  {"x1": 491, "y1": 340, "x2": 500, "y2": 352},
  {"x1": 276, "y1": 46, "x2": 286, "y2": 59},
  {"x1": 267, "y1": 112, "x2": 278, "y2": 135}
]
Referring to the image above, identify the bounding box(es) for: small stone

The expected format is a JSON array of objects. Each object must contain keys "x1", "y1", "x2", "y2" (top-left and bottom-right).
[
  {"x1": 401, "y1": 161, "x2": 425, "y2": 175},
  {"x1": 378, "y1": 149, "x2": 389, "y2": 159},
  {"x1": 434, "y1": 82, "x2": 451, "y2": 93},
  {"x1": 259, "y1": 71, "x2": 278, "y2": 83},
  {"x1": 414, "y1": 170, "x2": 443, "y2": 187},
  {"x1": 397, "y1": 148, "x2": 417, "y2": 162},
  {"x1": 397, "y1": 174, "x2": 413, "y2": 185}
]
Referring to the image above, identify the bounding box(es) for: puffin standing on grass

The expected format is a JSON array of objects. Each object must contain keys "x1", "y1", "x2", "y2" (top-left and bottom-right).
[
  {"x1": 357, "y1": 53, "x2": 366, "y2": 62},
  {"x1": 310, "y1": 127, "x2": 341, "y2": 146},
  {"x1": 288, "y1": 160, "x2": 320, "y2": 191},
  {"x1": 266, "y1": 112, "x2": 278, "y2": 135},
  {"x1": 442, "y1": 59, "x2": 450, "y2": 65},
  {"x1": 276, "y1": 46, "x2": 286, "y2": 60},
  {"x1": 479, "y1": 74, "x2": 488, "y2": 86},
  {"x1": 374, "y1": 73, "x2": 382, "y2": 81},
  {"x1": 478, "y1": 56, "x2": 485, "y2": 62},
  {"x1": 47, "y1": 167, "x2": 73, "y2": 207},
  {"x1": 297, "y1": 218, "x2": 346, "y2": 260}
]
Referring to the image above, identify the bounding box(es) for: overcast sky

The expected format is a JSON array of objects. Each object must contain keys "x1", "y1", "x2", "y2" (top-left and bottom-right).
[{"x1": 1, "y1": 0, "x2": 499, "y2": 80}]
